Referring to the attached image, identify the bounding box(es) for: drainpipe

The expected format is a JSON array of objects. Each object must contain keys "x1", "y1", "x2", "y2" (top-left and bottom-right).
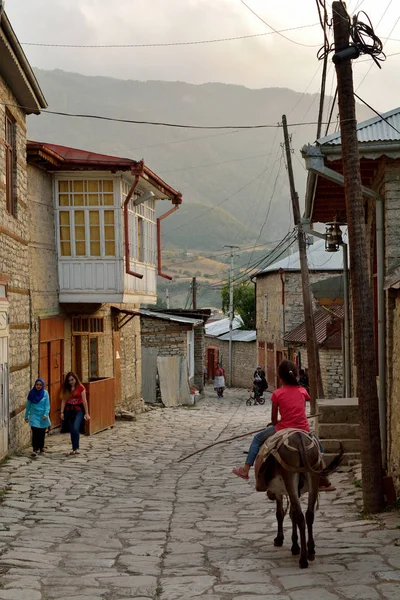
[
  {"x1": 279, "y1": 268, "x2": 286, "y2": 342},
  {"x1": 123, "y1": 165, "x2": 145, "y2": 280},
  {"x1": 157, "y1": 200, "x2": 181, "y2": 280},
  {"x1": 376, "y1": 197, "x2": 386, "y2": 469},
  {"x1": 342, "y1": 243, "x2": 351, "y2": 398}
]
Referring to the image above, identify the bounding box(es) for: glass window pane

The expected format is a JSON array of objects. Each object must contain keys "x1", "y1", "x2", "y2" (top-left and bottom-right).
[
  {"x1": 105, "y1": 241, "x2": 115, "y2": 256},
  {"x1": 104, "y1": 210, "x2": 114, "y2": 224},
  {"x1": 59, "y1": 181, "x2": 69, "y2": 193},
  {"x1": 61, "y1": 242, "x2": 71, "y2": 256},
  {"x1": 75, "y1": 211, "x2": 85, "y2": 225},
  {"x1": 103, "y1": 180, "x2": 113, "y2": 192},
  {"x1": 90, "y1": 242, "x2": 101, "y2": 256},
  {"x1": 88, "y1": 193, "x2": 100, "y2": 206},
  {"x1": 60, "y1": 227, "x2": 70, "y2": 241},
  {"x1": 73, "y1": 194, "x2": 85, "y2": 206},
  {"x1": 105, "y1": 225, "x2": 114, "y2": 240},
  {"x1": 88, "y1": 180, "x2": 99, "y2": 193},
  {"x1": 59, "y1": 212, "x2": 70, "y2": 225},
  {"x1": 59, "y1": 194, "x2": 69, "y2": 206},
  {"x1": 103, "y1": 194, "x2": 114, "y2": 206},
  {"x1": 76, "y1": 242, "x2": 86, "y2": 256},
  {"x1": 90, "y1": 226, "x2": 100, "y2": 241},
  {"x1": 75, "y1": 226, "x2": 85, "y2": 240},
  {"x1": 89, "y1": 211, "x2": 100, "y2": 224},
  {"x1": 73, "y1": 181, "x2": 84, "y2": 192}
]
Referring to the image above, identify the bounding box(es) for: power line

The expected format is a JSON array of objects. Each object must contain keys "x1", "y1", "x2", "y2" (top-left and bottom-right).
[
  {"x1": 353, "y1": 93, "x2": 400, "y2": 135},
  {"x1": 239, "y1": 0, "x2": 320, "y2": 48},
  {"x1": 158, "y1": 151, "x2": 279, "y2": 174},
  {"x1": 21, "y1": 23, "x2": 320, "y2": 49}
]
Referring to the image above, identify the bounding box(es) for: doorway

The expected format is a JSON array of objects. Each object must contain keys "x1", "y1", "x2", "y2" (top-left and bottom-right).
[
  {"x1": 39, "y1": 316, "x2": 64, "y2": 428},
  {"x1": 0, "y1": 334, "x2": 9, "y2": 459}
]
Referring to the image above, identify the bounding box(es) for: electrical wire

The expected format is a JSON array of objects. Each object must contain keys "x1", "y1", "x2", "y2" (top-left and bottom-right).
[
  {"x1": 239, "y1": 0, "x2": 320, "y2": 48},
  {"x1": 21, "y1": 23, "x2": 320, "y2": 48},
  {"x1": 158, "y1": 151, "x2": 279, "y2": 174},
  {"x1": 353, "y1": 93, "x2": 400, "y2": 135}
]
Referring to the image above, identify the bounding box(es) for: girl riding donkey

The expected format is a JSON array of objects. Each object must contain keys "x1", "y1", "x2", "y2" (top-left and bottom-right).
[{"x1": 233, "y1": 360, "x2": 335, "y2": 492}]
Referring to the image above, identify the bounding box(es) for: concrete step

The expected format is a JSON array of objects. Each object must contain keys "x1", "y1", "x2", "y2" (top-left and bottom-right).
[
  {"x1": 318, "y1": 423, "x2": 360, "y2": 440},
  {"x1": 324, "y1": 451, "x2": 360, "y2": 467},
  {"x1": 318, "y1": 398, "x2": 359, "y2": 424},
  {"x1": 321, "y1": 438, "x2": 361, "y2": 453}
]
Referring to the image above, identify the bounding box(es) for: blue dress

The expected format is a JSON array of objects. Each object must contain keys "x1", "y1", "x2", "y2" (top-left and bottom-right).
[{"x1": 25, "y1": 391, "x2": 51, "y2": 428}]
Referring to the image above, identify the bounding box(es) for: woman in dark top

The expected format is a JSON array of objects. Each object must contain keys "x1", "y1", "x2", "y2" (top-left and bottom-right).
[{"x1": 61, "y1": 371, "x2": 90, "y2": 455}]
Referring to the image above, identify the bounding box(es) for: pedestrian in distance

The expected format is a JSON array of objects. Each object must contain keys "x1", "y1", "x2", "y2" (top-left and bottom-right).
[
  {"x1": 253, "y1": 365, "x2": 268, "y2": 401},
  {"x1": 232, "y1": 359, "x2": 335, "y2": 491},
  {"x1": 25, "y1": 377, "x2": 51, "y2": 457},
  {"x1": 214, "y1": 362, "x2": 225, "y2": 398},
  {"x1": 60, "y1": 371, "x2": 90, "y2": 455}
]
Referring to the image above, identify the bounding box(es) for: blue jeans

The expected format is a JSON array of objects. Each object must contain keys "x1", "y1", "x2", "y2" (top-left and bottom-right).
[
  {"x1": 246, "y1": 427, "x2": 325, "y2": 467},
  {"x1": 69, "y1": 410, "x2": 84, "y2": 451},
  {"x1": 246, "y1": 426, "x2": 276, "y2": 466}
]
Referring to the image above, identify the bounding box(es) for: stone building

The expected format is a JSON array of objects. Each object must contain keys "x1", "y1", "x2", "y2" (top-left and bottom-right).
[
  {"x1": 205, "y1": 329, "x2": 257, "y2": 389},
  {"x1": 284, "y1": 305, "x2": 344, "y2": 398},
  {"x1": 302, "y1": 105, "x2": 400, "y2": 492},
  {"x1": 0, "y1": 11, "x2": 47, "y2": 458},
  {"x1": 254, "y1": 239, "x2": 342, "y2": 389}
]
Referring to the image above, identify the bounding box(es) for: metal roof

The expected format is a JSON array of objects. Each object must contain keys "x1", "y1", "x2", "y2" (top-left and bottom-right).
[
  {"x1": 258, "y1": 238, "x2": 343, "y2": 275},
  {"x1": 284, "y1": 305, "x2": 344, "y2": 347},
  {"x1": 218, "y1": 330, "x2": 256, "y2": 343},
  {"x1": 317, "y1": 106, "x2": 400, "y2": 146},
  {"x1": 139, "y1": 309, "x2": 202, "y2": 326},
  {"x1": 205, "y1": 316, "x2": 243, "y2": 337}
]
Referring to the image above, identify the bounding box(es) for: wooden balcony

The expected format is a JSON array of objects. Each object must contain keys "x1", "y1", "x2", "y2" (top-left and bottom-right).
[{"x1": 84, "y1": 376, "x2": 115, "y2": 435}]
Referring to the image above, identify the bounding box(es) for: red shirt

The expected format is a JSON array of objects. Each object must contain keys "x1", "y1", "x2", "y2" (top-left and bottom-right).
[
  {"x1": 215, "y1": 367, "x2": 224, "y2": 376},
  {"x1": 66, "y1": 384, "x2": 85, "y2": 410},
  {"x1": 271, "y1": 385, "x2": 310, "y2": 432}
]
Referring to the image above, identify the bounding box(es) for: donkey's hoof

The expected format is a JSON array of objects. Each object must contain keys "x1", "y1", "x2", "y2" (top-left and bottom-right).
[
  {"x1": 274, "y1": 537, "x2": 284, "y2": 547},
  {"x1": 299, "y1": 558, "x2": 309, "y2": 569},
  {"x1": 291, "y1": 545, "x2": 300, "y2": 556},
  {"x1": 308, "y1": 553, "x2": 316, "y2": 561}
]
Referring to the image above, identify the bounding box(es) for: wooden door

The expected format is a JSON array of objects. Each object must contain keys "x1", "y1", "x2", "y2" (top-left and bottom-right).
[
  {"x1": 113, "y1": 331, "x2": 122, "y2": 405},
  {"x1": 72, "y1": 335, "x2": 83, "y2": 382},
  {"x1": 276, "y1": 350, "x2": 283, "y2": 388},
  {"x1": 0, "y1": 335, "x2": 9, "y2": 459},
  {"x1": 49, "y1": 340, "x2": 63, "y2": 426}
]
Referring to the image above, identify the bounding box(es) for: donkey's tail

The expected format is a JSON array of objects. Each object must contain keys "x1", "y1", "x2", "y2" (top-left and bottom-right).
[
  {"x1": 296, "y1": 431, "x2": 312, "y2": 472},
  {"x1": 320, "y1": 442, "x2": 344, "y2": 475}
]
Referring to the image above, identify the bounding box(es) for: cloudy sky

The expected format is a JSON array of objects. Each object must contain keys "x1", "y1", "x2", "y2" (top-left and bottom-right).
[{"x1": 6, "y1": 0, "x2": 400, "y2": 111}]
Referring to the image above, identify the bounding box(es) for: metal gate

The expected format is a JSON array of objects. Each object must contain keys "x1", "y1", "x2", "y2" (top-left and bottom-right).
[
  {"x1": 0, "y1": 335, "x2": 9, "y2": 459},
  {"x1": 142, "y1": 346, "x2": 158, "y2": 403}
]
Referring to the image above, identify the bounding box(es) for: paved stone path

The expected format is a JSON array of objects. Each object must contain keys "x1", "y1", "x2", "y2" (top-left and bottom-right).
[{"x1": 0, "y1": 389, "x2": 399, "y2": 600}]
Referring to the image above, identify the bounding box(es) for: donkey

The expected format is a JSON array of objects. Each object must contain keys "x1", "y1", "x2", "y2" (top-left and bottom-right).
[{"x1": 255, "y1": 430, "x2": 343, "y2": 569}]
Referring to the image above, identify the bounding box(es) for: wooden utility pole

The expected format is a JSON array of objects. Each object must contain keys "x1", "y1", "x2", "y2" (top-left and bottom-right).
[
  {"x1": 192, "y1": 277, "x2": 197, "y2": 309},
  {"x1": 282, "y1": 114, "x2": 324, "y2": 413},
  {"x1": 332, "y1": 1, "x2": 383, "y2": 512}
]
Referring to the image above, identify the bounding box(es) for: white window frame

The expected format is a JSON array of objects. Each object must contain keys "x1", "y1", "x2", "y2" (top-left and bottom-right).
[
  {"x1": 56, "y1": 176, "x2": 117, "y2": 259},
  {"x1": 123, "y1": 179, "x2": 156, "y2": 266}
]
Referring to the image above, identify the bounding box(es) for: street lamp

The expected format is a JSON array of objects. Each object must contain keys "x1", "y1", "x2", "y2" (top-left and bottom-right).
[{"x1": 325, "y1": 222, "x2": 344, "y2": 252}]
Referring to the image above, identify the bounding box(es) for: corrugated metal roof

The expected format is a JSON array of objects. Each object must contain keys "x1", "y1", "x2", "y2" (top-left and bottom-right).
[
  {"x1": 317, "y1": 106, "x2": 400, "y2": 146},
  {"x1": 258, "y1": 238, "x2": 343, "y2": 275},
  {"x1": 284, "y1": 305, "x2": 344, "y2": 346},
  {"x1": 217, "y1": 330, "x2": 256, "y2": 342},
  {"x1": 205, "y1": 316, "x2": 243, "y2": 337}
]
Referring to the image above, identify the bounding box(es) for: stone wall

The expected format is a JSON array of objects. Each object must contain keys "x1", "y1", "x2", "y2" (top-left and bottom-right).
[
  {"x1": 194, "y1": 323, "x2": 205, "y2": 393},
  {"x1": 388, "y1": 293, "x2": 400, "y2": 493},
  {"x1": 140, "y1": 317, "x2": 190, "y2": 357},
  {"x1": 319, "y1": 347, "x2": 343, "y2": 399},
  {"x1": 205, "y1": 338, "x2": 257, "y2": 389},
  {"x1": 0, "y1": 75, "x2": 31, "y2": 450}
]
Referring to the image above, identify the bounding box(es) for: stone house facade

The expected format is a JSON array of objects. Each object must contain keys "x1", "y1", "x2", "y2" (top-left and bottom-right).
[
  {"x1": 0, "y1": 11, "x2": 47, "y2": 457},
  {"x1": 302, "y1": 106, "x2": 400, "y2": 492},
  {"x1": 205, "y1": 330, "x2": 256, "y2": 389},
  {"x1": 254, "y1": 239, "x2": 342, "y2": 390}
]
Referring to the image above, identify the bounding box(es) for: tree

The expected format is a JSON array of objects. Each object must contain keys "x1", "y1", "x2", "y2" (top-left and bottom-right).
[{"x1": 221, "y1": 282, "x2": 255, "y2": 329}]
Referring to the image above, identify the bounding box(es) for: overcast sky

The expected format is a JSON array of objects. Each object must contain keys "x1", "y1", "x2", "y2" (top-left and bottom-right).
[{"x1": 6, "y1": 0, "x2": 400, "y2": 112}]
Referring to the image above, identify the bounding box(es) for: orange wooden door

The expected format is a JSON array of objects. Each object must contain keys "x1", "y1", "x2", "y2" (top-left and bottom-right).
[
  {"x1": 49, "y1": 339, "x2": 63, "y2": 426},
  {"x1": 39, "y1": 316, "x2": 64, "y2": 428}
]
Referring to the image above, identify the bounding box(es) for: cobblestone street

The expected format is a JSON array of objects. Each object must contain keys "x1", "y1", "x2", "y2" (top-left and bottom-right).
[{"x1": 0, "y1": 389, "x2": 399, "y2": 600}]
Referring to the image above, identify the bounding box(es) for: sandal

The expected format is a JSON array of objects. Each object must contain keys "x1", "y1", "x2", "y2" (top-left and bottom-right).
[
  {"x1": 232, "y1": 467, "x2": 250, "y2": 480},
  {"x1": 319, "y1": 484, "x2": 336, "y2": 492}
]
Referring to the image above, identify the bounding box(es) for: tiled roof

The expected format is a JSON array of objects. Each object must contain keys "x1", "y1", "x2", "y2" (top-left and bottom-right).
[{"x1": 284, "y1": 305, "x2": 344, "y2": 347}]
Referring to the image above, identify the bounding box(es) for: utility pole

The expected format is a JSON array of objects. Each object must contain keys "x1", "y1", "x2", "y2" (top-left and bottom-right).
[
  {"x1": 332, "y1": 1, "x2": 383, "y2": 512},
  {"x1": 192, "y1": 277, "x2": 197, "y2": 309},
  {"x1": 165, "y1": 288, "x2": 170, "y2": 309},
  {"x1": 282, "y1": 114, "x2": 324, "y2": 413},
  {"x1": 224, "y1": 245, "x2": 240, "y2": 387}
]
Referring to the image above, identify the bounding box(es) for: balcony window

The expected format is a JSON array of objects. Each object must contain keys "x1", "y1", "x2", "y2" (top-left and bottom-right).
[
  {"x1": 5, "y1": 112, "x2": 16, "y2": 217},
  {"x1": 122, "y1": 179, "x2": 156, "y2": 266},
  {"x1": 57, "y1": 179, "x2": 116, "y2": 258}
]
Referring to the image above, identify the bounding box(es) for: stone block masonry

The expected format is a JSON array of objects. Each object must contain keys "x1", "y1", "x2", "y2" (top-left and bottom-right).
[{"x1": 206, "y1": 338, "x2": 256, "y2": 388}]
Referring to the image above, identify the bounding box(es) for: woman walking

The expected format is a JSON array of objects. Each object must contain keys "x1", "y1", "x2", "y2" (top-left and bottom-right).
[
  {"x1": 214, "y1": 362, "x2": 225, "y2": 398},
  {"x1": 61, "y1": 372, "x2": 90, "y2": 455},
  {"x1": 25, "y1": 378, "x2": 51, "y2": 457}
]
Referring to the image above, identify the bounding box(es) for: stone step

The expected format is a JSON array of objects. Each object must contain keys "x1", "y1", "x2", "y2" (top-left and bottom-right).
[
  {"x1": 317, "y1": 398, "x2": 359, "y2": 424},
  {"x1": 321, "y1": 438, "x2": 361, "y2": 453},
  {"x1": 318, "y1": 422, "x2": 360, "y2": 440},
  {"x1": 324, "y1": 451, "x2": 360, "y2": 467}
]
